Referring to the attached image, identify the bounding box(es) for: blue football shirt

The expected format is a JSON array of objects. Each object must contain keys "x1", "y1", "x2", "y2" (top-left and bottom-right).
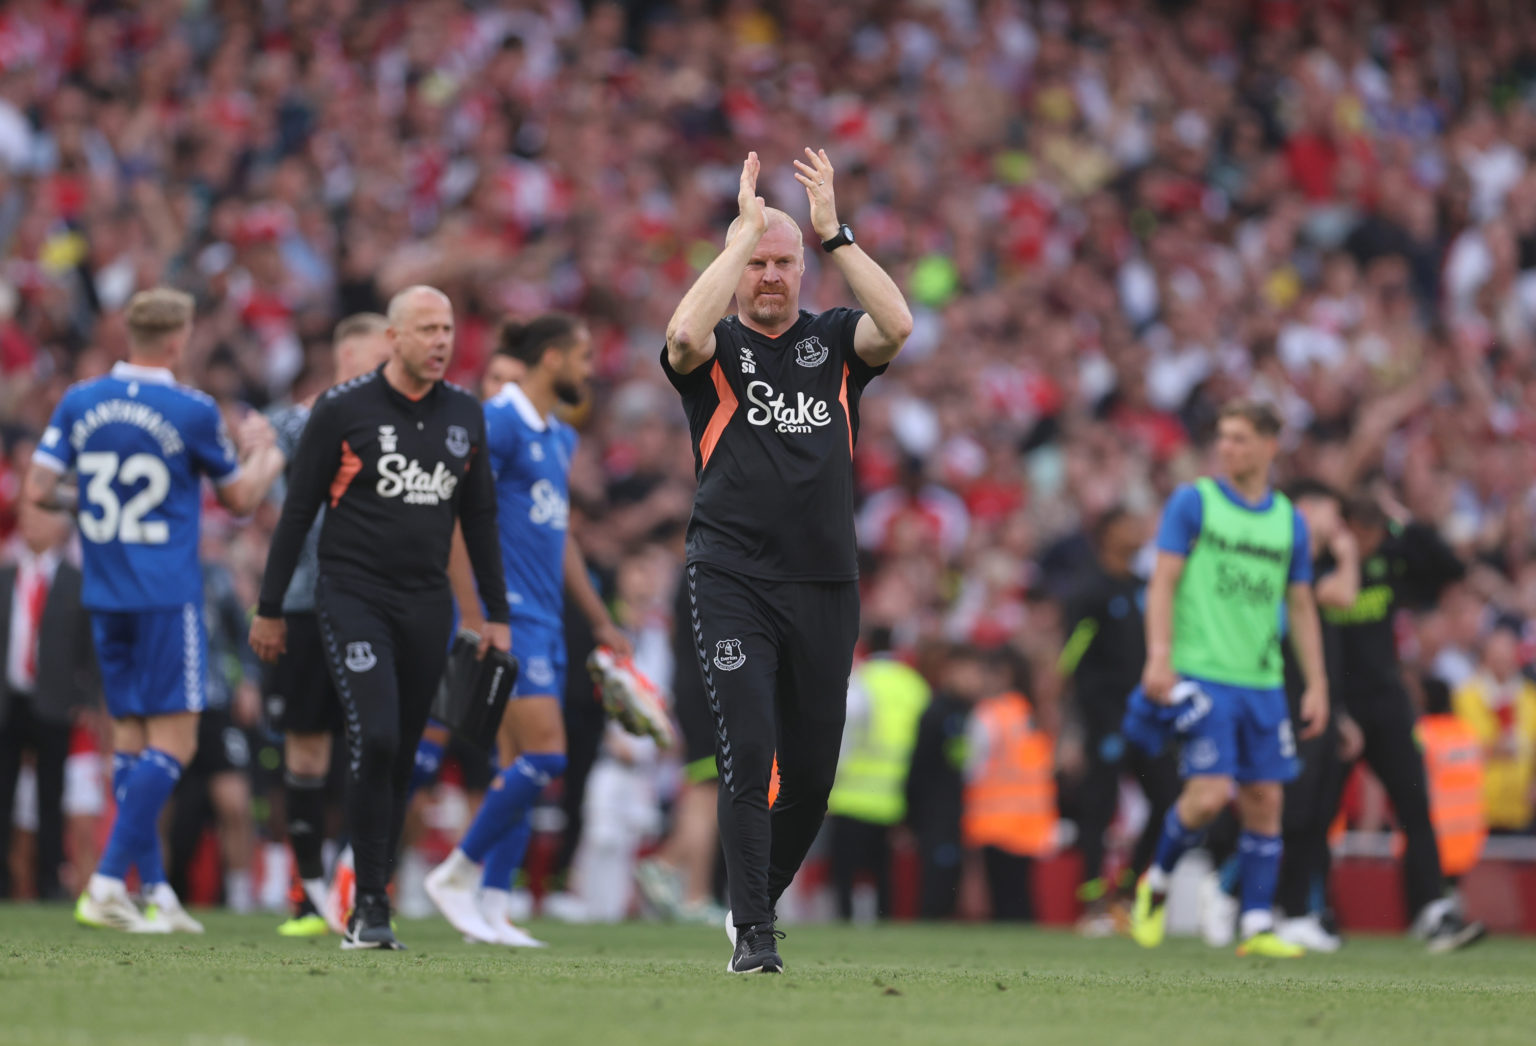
[
  {"x1": 484, "y1": 382, "x2": 577, "y2": 629},
  {"x1": 33, "y1": 362, "x2": 240, "y2": 611}
]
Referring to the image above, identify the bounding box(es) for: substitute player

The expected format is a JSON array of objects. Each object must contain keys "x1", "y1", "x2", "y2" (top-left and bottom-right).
[
  {"x1": 25, "y1": 287, "x2": 285, "y2": 932},
  {"x1": 1129, "y1": 399, "x2": 1329, "y2": 958},
  {"x1": 265, "y1": 313, "x2": 392, "y2": 936},
  {"x1": 426, "y1": 313, "x2": 632, "y2": 947},
  {"x1": 251, "y1": 286, "x2": 510, "y2": 950},
  {"x1": 662, "y1": 149, "x2": 912, "y2": 973}
]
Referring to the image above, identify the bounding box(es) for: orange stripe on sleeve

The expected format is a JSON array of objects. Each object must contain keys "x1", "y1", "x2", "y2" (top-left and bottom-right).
[
  {"x1": 329, "y1": 440, "x2": 363, "y2": 507},
  {"x1": 698, "y1": 361, "x2": 738, "y2": 472},
  {"x1": 838, "y1": 362, "x2": 852, "y2": 457}
]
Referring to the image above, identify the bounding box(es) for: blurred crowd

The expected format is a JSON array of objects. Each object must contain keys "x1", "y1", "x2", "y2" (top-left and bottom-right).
[{"x1": 3, "y1": 0, "x2": 1536, "y2": 916}]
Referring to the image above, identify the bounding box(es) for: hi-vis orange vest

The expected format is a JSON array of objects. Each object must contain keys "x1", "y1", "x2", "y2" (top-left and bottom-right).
[
  {"x1": 1417, "y1": 714, "x2": 1488, "y2": 878},
  {"x1": 963, "y1": 692, "x2": 1057, "y2": 857}
]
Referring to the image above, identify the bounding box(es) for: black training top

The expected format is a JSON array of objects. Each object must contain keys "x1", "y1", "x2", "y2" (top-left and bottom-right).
[
  {"x1": 257, "y1": 365, "x2": 508, "y2": 622},
  {"x1": 1059, "y1": 564, "x2": 1147, "y2": 731},
  {"x1": 1319, "y1": 521, "x2": 1465, "y2": 709},
  {"x1": 661, "y1": 307, "x2": 885, "y2": 582}
]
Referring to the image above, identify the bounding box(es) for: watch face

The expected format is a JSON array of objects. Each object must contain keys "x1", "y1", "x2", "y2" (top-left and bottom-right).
[{"x1": 842, "y1": 225, "x2": 854, "y2": 243}]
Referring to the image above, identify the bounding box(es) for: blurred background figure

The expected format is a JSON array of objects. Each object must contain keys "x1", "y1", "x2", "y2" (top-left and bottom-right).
[
  {"x1": 1055, "y1": 506, "x2": 1178, "y2": 936},
  {"x1": 165, "y1": 550, "x2": 265, "y2": 913},
  {"x1": 826, "y1": 629, "x2": 930, "y2": 922},
  {"x1": 1453, "y1": 624, "x2": 1536, "y2": 835},
  {"x1": 963, "y1": 653, "x2": 1058, "y2": 923},
  {"x1": 0, "y1": 500, "x2": 97, "y2": 901}
]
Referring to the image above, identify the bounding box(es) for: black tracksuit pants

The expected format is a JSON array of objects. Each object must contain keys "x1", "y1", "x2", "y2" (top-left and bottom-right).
[
  {"x1": 685, "y1": 563, "x2": 859, "y2": 928},
  {"x1": 1075, "y1": 719, "x2": 1181, "y2": 890},
  {"x1": 315, "y1": 575, "x2": 452, "y2": 900}
]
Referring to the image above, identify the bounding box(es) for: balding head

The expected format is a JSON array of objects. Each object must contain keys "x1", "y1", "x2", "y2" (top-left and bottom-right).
[
  {"x1": 386, "y1": 285, "x2": 452, "y2": 326},
  {"x1": 726, "y1": 207, "x2": 803, "y2": 250}
]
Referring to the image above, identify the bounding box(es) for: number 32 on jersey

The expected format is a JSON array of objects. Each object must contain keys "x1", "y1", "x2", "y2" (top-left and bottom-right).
[{"x1": 77, "y1": 451, "x2": 172, "y2": 545}]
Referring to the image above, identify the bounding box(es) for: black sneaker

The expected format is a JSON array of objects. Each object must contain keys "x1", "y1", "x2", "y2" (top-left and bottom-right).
[
  {"x1": 727, "y1": 922, "x2": 784, "y2": 974},
  {"x1": 342, "y1": 893, "x2": 405, "y2": 951},
  {"x1": 1426, "y1": 912, "x2": 1487, "y2": 954}
]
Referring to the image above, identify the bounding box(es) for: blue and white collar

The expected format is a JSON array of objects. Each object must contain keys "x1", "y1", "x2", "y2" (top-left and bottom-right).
[
  {"x1": 497, "y1": 381, "x2": 551, "y2": 432},
  {"x1": 111, "y1": 361, "x2": 176, "y2": 385}
]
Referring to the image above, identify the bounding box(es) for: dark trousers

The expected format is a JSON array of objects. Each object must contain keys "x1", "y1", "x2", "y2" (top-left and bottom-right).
[
  {"x1": 916, "y1": 831, "x2": 962, "y2": 919},
  {"x1": 828, "y1": 815, "x2": 891, "y2": 920},
  {"x1": 0, "y1": 696, "x2": 71, "y2": 899},
  {"x1": 1340, "y1": 696, "x2": 1444, "y2": 920},
  {"x1": 1075, "y1": 725, "x2": 1181, "y2": 889},
  {"x1": 316, "y1": 577, "x2": 452, "y2": 900},
  {"x1": 982, "y1": 846, "x2": 1035, "y2": 921},
  {"x1": 685, "y1": 563, "x2": 859, "y2": 927},
  {"x1": 1276, "y1": 710, "x2": 1343, "y2": 917}
]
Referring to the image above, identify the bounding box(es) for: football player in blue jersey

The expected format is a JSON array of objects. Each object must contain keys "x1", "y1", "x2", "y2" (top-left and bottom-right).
[
  {"x1": 427, "y1": 314, "x2": 632, "y2": 946},
  {"x1": 25, "y1": 288, "x2": 286, "y2": 932}
]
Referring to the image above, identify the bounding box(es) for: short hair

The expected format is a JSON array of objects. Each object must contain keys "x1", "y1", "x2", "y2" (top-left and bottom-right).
[
  {"x1": 124, "y1": 288, "x2": 194, "y2": 348},
  {"x1": 333, "y1": 312, "x2": 389, "y2": 345},
  {"x1": 725, "y1": 207, "x2": 804, "y2": 250},
  {"x1": 495, "y1": 313, "x2": 583, "y2": 367},
  {"x1": 1092, "y1": 504, "x2": 1134, "y2": 547},
  {"x1": 385, "y1": 285, "x2": 451, "y2": 325},
  {"x1": 1218, "y1": 397, "x2": 1283, "y2": 438},
  {"x1": 1343, "y1": 493, "x2": 1388, "y2": 530},
  {"x1": 1285, "y1": 477, "x2": 1342, "y2": 505}
]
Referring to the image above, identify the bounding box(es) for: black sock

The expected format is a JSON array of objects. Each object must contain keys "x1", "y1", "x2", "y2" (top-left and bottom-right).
[{"x1": 285, "y1": 771, "x2": 328, "y2": 882}]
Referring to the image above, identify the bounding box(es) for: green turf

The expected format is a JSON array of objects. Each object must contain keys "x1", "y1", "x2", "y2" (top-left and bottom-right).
[{"x1": 0, "y1": 908, "x2": 1531, "y2": 1046}]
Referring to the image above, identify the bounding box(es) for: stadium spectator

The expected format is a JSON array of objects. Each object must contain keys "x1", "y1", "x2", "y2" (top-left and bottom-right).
[
  {"x1": 1453, "y1": 623, "x2": 1536, "y2": 834},
  {"x1": 0, "y1": 499, "x2": 96, "y2": 901}
]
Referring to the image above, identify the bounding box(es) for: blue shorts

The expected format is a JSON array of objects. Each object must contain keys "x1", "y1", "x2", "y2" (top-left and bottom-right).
[
  {"x1": 1178, "y1": 676, "x2": 1298, "y2": 783},
  {"x1": 511, "y1": 618, "x2": 566, "y2": 699},
  {"x1": 91, "y1": 605, "x2": 209, "y2": 719}
]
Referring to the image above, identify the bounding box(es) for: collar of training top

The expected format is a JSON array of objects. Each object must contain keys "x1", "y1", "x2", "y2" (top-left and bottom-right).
[{"x1": 376, "y1": 361, "x2": 442, "y2": 408}]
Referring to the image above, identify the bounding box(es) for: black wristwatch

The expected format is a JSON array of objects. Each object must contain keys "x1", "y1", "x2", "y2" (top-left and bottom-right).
[{"x1": 821, "y1": 224, "x2": 855, "y2": 253}]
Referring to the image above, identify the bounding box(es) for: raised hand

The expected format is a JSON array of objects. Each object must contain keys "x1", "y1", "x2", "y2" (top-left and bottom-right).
[
  {"x1": 793, "y1": 147, "x2": 840, "y2": 241},
  {"x1": 736, "y1": 151, "x2": 766, "y2": 239}
]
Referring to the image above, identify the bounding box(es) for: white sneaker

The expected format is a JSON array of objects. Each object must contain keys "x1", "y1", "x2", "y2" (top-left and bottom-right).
[
  {"x1": 1277, "y1": 915, "x2": 1341, "y2": 953},
  {"x1": 146, "y1": 883, "x2": 205, "y2": 933},
  {"x1": 425, "y1": 851, "x2": 500, "y2": 943},
  {"x1": 480, "y1": 887, "x2": 549, "y2": 946},
  {"x1": 75, "y1": 875, "x2": 164, "y2": 934},
  {"x1": 1198, "y1": 871, "x2": 1237, "y2": 948}
]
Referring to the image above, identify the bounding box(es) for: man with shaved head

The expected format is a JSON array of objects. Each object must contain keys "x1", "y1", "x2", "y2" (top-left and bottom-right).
[
  {"x1": 252, "y1": 285, "x2": 510, "y2": 950},
  {"x1": 663, "y1": 149, "x2": 913, "y2": 973}
]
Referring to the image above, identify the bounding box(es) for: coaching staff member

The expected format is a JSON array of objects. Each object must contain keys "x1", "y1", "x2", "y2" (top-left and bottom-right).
[
  {"x1": 251, "y1": 286, "x2": 510, "y2": 950},
  {"x1": 663, "y1": 149, "x2": 912, "y2": 974}
]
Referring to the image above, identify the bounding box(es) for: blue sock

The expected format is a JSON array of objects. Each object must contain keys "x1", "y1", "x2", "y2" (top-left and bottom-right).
[
  {"x1": 1238, "y1": 831, "x2": 1282, "y2": 927},
  {"x1": 111, "y1": 751, "x2": 137, "y2": 804},
  {"x1": 1153, "y1": 807, "x2": 1207, "y2": 875},
  {"x1": 99, "y1": 749, "x2": 182, "y2": 883},
  {"x1": 459, "y1": 753, "x2": 566, "y2": 864},
  {"x1": 407, "y1": 734, "x2": 445, "y2": 803},
  {"x1": 481, "y1": 819, "x2": 533, "y2": 891}
]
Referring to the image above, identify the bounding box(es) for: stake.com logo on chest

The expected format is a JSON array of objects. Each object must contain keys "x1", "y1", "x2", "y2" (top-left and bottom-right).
[
  {"x1": 744, "y1": 379, "x2": 831, "y2": 435},
  {"x1": 372, "y1": 427, "x2": 459, "y2": 505}
]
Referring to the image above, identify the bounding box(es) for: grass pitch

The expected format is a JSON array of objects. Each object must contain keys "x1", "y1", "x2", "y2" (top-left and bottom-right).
[{"x1": 1, "y1": 907, "x2": 1531, "y2": 1045}]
